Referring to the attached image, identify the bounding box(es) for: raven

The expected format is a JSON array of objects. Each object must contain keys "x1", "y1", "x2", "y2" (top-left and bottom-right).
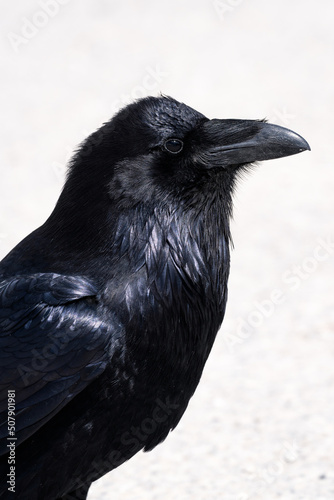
[{"x1": 0, "y1": 96, "x2": 309, "y2": 499}]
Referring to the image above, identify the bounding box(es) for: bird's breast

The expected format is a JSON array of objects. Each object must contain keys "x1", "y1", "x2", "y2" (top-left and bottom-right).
[{"x1": 102, "y1": 210, "x2": 230, "y2": 406}]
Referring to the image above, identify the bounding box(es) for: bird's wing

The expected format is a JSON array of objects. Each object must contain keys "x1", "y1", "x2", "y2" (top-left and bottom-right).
[{"x1": 0, "y1": 273, "x2": 117, "y2": 455}]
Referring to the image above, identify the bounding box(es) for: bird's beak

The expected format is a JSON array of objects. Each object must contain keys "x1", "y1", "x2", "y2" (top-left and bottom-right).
[{"x1": 199, "y1": 119, "x2": 310, "y2": 168}]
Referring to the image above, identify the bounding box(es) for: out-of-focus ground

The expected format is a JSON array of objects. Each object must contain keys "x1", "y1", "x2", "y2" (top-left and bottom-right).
[{"x1": 0, "y1": 1, "x2": 333, "y2": 498}]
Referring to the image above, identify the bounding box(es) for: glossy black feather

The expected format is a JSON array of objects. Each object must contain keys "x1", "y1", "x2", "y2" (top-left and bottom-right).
[
  {"x1": 0, "y1": 96, "x2": 309, "y2": 499},
  {"x1": 0, "y1": 274, "x2": 114, "y2": 453}
]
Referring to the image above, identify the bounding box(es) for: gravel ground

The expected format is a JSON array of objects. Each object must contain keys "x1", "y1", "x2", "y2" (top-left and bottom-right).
[{"x1": 1, "y1": 1, "x2": 333, "y2": 499}]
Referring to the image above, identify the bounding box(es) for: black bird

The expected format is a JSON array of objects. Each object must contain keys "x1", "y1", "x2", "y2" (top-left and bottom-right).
[{"x1": 0, "y1": 96, "x2": 309, "y2": 499}]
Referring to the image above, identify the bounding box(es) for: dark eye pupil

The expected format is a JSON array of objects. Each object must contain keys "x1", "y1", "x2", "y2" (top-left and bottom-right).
[{"x1": 164, "y1": 139, "x2": 183, "y2": 154}]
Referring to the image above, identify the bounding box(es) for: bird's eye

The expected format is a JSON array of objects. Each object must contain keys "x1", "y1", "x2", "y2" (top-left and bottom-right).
[{"x1": 164, "y1": 138, "x2": 184, "y2": 154}]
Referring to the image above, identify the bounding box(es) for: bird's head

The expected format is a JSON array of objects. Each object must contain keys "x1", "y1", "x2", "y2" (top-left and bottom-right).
[
  {"x1": 52, "y1": 95, "x2": 310, "y2": 251},
  {"x1": 66, "y1": 95, "x2": 309, "y2": 211}
]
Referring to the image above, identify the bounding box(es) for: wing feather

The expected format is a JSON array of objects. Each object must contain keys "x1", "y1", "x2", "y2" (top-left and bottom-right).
[{"x1": 0, "y1": 273, "x2": 117, "y2": 455}]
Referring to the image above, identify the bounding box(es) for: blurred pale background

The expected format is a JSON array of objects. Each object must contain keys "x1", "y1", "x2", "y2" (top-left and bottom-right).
[{"x1": 0, "y1": 1, "x2": 333, "y2": 499}]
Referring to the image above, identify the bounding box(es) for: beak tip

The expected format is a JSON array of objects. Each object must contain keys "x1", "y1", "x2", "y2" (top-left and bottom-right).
[
  {"x1": 296, "y1": 135, "x2": 311, "y2": 153},
  {"x1": 270, "y1": 126, "x2": 311, "y2": 158}
]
